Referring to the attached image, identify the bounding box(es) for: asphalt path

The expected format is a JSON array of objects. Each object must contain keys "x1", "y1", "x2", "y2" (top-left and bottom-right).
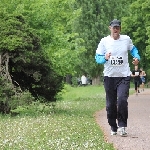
[{"x1": 95, "y1": 88, "x2": 150, "y2": 150}]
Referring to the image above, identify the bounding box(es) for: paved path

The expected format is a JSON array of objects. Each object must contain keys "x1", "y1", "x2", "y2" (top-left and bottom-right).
[{"x1": 95, "y1": 88, "x2": 150, "y2": 150}]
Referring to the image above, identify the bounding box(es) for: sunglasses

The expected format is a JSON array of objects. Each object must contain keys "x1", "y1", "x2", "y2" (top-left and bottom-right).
[{"x1": 112, "y1": 26, "x2": 120, "y2": 30}]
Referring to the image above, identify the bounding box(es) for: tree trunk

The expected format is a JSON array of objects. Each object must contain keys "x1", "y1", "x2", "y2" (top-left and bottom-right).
[
  {"x1": 92, "y1": 75, "x2": 103, "y2": 85},
  {"x1": 92, "y1": 76, "x2": 100, "y2": 85},
  {"x1": 0, "y1": 52, "x2": 13, "y2": 114},
  {"x1": 65, "y1": 74, "x2": 72, "y2": 84},
  {"x1": 5, "y1": 52, "x2": 13, "y2": 83}
]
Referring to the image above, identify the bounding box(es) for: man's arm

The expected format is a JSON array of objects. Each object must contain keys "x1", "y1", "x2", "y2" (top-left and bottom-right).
[
  {"x1": 131, "y1": 70, "x2": 135, "y2": 77},
  {"x1": 130, "y1": 46, "x2": 140, "y2": 65},
  {"x1": 95, "y1": 38, "x2": 109, "y2": 64},
  {"x1": 95, "y1": 54, "x2": 107, "y2": 64},
  {"x1": 130, "y1": 46, "x2": 140, "y2": 60}
]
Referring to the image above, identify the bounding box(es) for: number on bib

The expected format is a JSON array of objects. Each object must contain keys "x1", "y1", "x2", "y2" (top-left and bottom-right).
[{"x1": 110, "y1": 56, "x2": 123, "y2": 66}]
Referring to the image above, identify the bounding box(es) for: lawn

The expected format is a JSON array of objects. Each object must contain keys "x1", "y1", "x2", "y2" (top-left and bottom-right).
[{"x1": 0, "y1": 84, "x2": 134, "y2": 150}]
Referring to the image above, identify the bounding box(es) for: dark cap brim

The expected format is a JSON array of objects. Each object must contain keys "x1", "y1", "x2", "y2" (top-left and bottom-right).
[{"x1": 111, "y1": 24, "x2": 120, "y2": 27}]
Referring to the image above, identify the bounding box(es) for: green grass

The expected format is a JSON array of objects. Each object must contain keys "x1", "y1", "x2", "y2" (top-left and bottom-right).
[{"x1": 0, "y1": 85, "x2": 134, "y2": 150}]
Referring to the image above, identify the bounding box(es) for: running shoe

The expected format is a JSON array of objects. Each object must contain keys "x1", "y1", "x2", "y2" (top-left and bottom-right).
[
  {"x1": 111, "y1": 130, "x2": 117, "y2": 135},
  {"x1": 118, "y1": 127, "x2": 127, "y2": 137}
]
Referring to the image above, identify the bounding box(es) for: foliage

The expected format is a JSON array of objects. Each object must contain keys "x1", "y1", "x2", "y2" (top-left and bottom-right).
[
  {"x1": 122, "y1": 0, "x2": 150, "y2": 70},
  {"x1": 0, "y1": 0, "x2": 85, "y2": 94},
  {"x1": 0, "y1": 10, "x2": 64, "y2": 110},
  {"x1": 0, "y1": 77, "x2": 13, "y2": 114},
  {"x1": 3, "y1": 0, "x2": 85, "y2": 76}
]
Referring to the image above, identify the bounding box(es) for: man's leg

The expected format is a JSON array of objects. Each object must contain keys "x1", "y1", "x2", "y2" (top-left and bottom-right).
[
  {"x1": 143, "y1": 82, "x2": 145, "y2": 91},
  {"x1": 117, "y1": 77, "x2": 130, "y2": 127},
  {"x1": 137, "y1": 81, "x2": 140, "y2": 93},
  {"x1": 104, "y1": 77, "x2": 118, "y2": 132},
  {"x1": 135, "y1": 81, "x2": 138, "y2": 94}
]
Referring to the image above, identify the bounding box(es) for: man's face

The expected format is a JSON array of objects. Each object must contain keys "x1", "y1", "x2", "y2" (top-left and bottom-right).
[
  {"x1": 135, "y1": 66, "x2": 138, "y2": 70},
  {"x1": 109, "y1": 26, "x2": 121, "y2": 39}
]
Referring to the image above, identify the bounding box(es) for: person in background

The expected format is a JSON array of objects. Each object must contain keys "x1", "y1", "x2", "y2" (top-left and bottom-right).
[
  {"x1": 81, "y1": 74, "x2": 87, "y2": 86},
  {"x1": 131, "y1": 65, "x2": 142, "y2": 95},
  {"x1": 140, "y1": 68, "x2": 146, "y2": 91},
  {"x1": 95, "y1": 19, "x2": 140, "y2": 137}
]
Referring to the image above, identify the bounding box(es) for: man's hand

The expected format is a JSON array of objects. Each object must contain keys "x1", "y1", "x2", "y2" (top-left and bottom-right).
[
  {"x1": 105, "y1": 52, "x2": 111, "y2": 60},
  {"x1": 132, "y1": 58, "x2": 139, "y2": 66}
]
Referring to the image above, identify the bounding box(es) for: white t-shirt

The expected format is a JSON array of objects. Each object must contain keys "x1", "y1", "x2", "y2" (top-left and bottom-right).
[
  {"x1": 96, "y1": 35, "x2": 133, "y2": 77},
  {"x1": 81, "y1": 75, "x2": 87, "y2": 84}
]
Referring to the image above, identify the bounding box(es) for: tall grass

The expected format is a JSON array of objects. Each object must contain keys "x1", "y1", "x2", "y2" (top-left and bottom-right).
[{"x1": 0, "y1": 85, "x2": 116, "y2": 150}]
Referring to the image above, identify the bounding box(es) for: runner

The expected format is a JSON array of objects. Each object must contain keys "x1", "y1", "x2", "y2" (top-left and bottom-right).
[
  {"x1": 95, "y1": 19, "x2": 140, "y2": 136},
  {"x1": 140, "y1": 68, "x2": 146, "y2": 91},
  {"x1": 131, "y1": 65, "x2": 142, "y2": 95}
]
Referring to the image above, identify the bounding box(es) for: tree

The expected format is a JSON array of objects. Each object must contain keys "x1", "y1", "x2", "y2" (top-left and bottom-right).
[
  {"x1": 0, "y1": 0, "x2": 85, "y2": 113},
  {"x1": 5, "y1": 0, "x2": 85, "y2": 85},
  {"x1": 0, "y1": 12, "x2": 64, "y2": 113},
  {"x1": 122, "y1": 0, "x2": 150, "y2": 71},
  {"x1": 15, "y1": 0, "x2": 85, "y2": 76}
]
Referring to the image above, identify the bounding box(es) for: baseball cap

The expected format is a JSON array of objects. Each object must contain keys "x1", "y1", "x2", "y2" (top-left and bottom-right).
[{"x1": 110, "y1": 19, "x2": 121, "y2": 27}]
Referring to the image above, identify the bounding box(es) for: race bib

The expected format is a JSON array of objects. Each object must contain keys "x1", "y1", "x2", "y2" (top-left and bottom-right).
[
  {"x1": 110, "y1": 56, "x2": 123, "y2": 66},
  {"x1": 135, "y1": 72, "x2": 139, "y2": 76}
]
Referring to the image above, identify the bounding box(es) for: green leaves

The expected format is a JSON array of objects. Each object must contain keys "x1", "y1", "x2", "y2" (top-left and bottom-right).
[
  {"x1": 122, "y1": 0, "x2": 150, "y2": 69},
  {"x1": 0, "y1": 0, "x2": 85, "y2": 103},
  {"x1": 0, "y1": 13, "x2": 39, "y2": 53}
]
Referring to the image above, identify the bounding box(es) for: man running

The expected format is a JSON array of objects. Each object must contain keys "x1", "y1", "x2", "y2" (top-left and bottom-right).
[{"x1": 95, "y1": 19, "x2": 140, "y2": 136}]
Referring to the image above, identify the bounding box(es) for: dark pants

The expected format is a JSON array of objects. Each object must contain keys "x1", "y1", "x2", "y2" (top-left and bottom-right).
[
  {"x1": 134, "y1": 80, "x2": 140, "y2": 91},
  {"x1": 104, "y1": 76, "x2": 130, "y2": 132}
]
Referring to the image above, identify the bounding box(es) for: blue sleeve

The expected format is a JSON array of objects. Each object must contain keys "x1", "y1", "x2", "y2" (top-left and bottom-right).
[
  {"x1": 130, "y1": 46, "x2": 140, "y2": 60},
  {"x1": 95, "y1": 53, "x2": 107, "y2": 64}
]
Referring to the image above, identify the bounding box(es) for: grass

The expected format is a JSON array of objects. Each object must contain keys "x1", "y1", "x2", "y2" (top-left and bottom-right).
[{"x1": 0, "y1": 84, "x2": 134, "y2": 150}]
